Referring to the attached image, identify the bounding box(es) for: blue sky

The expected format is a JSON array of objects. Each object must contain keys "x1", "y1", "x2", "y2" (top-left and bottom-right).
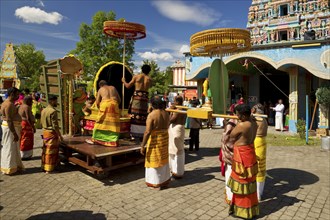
[{"x1": 1, "y1": 0, "x2": 251, "y2": 71}]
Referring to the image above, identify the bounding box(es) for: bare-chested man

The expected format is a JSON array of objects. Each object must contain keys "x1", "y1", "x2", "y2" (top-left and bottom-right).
[
  {"x1": 19, "y1": 96, "x2": 36, "y2": 160},
  {"x1": 122, "y1": 64, "x2": 152, "y2": 141},
  {"x1": 95, "y1": 80, "x2": 121, "y2": 108},
  {"x1": 252, "y1": 103, "x2": 268, "y2": 201},
  {"x1": 227, "y1": 104, "x2": 259, "y2": 219},
  {"x1": 0, "y1": 87, "x2": 24, "y2": 175},
  {"x1": 87, "y1": 80, "x2": 121, "y2": 147},
  {"x1": 168, "y1": 95, "x2": 187, "y2": 178},
  {"x1": 140, "y1": 95, "x2": 170, "y2": 189}
]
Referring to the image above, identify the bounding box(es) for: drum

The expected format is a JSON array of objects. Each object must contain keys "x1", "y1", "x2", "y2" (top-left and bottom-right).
[{"x1": 120, "y1": 117, "x2": 131, "y2": 138}]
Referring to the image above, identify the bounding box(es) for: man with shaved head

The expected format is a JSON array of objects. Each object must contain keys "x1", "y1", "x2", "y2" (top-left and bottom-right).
[
  {"x1": 140, "y1": 95, "x2": 170, "y2": 189},
  {"x1": 86, "y1": 80, "x2": 121, "y2": 147}
]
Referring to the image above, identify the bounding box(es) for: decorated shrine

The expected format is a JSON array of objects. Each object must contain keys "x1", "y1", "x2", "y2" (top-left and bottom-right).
[{"x1": 0, "y1": 43, "x2": 21, "y2": 90}]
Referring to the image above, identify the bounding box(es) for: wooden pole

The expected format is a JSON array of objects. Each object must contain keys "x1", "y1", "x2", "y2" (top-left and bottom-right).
[
  {"x1": 63, "y1": 74, "x2": 68, "y2": 135},
  {"x1": 165, "y1": 108, "x2": 267, "y2": 120},
  {"x1": 122, "y1": 34, "x2": 126, "y2": 117},
  {"x1": 306, "y1": 95, "x2": 309, "y2": 144},
  {"x1": 167, "y1": 106, "x2": 268, "y2": 118},
  {"x1": 309, "y1": 100, "x2": 318, "y2": 131}
]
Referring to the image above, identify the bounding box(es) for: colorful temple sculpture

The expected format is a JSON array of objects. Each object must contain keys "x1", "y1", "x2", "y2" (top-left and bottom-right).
[
  {"x1": 184, "y1": 0, "x2": 330, "y2": 132},
  {"x1": 0, "y1": 43, "x2": 21, "y2": 91},
  {"x1": 247, "y1": 0, "x2": 330, "y2": 44}
]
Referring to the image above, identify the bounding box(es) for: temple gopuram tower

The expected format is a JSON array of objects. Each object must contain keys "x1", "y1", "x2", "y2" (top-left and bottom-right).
[
  {"x1": 247, "y1": 0, "x2": 330, "y2": 44},
  {"x1": 0, "y1": 43, "x2": 20, "y2": 91},
  {"x1": 170, "y1": 60, "x2": 197, "y2": 100}
]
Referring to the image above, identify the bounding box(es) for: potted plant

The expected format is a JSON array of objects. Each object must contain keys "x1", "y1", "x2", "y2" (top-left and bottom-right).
[
  {"x1": 316, "y1": 85, "x2": 330, "y2": 121},
  {"x1": 316, "y1": 85, "x2": 330, "y2": 150},
  {"x1": 296, "y1": 118, "x2": 306, "y2": 139}
]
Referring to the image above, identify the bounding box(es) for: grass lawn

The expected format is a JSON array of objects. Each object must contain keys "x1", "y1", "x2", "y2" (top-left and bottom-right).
[{"x1": 267, "y1": 134, "x2": 321, "y2": 146}]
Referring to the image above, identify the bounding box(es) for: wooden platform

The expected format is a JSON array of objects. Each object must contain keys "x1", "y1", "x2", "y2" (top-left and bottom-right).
[{"x1": 61, "y1": 136, "x2": 144, "y2": 176}]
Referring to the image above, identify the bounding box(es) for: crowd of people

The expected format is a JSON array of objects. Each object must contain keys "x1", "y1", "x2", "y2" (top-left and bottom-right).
[
  {"x1": 0, "y1": 87, "x2": 64, "y2": 174},
  {"x1": 0, "y1": 65, "x2": 284, "y2": 219},
  {"x1": 0, "y1": 88, "x2": 42, "y2": 162}
]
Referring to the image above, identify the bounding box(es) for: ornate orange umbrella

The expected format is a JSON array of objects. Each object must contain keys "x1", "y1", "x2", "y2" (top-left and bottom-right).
[{"x1": 103, "y1": 20, "x2": 146, "y2": 114}]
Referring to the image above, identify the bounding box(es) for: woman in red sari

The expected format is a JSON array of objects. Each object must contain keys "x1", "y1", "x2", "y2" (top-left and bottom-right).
[{"x1": 19, "y1": 96, "x2": 36, "y2": 160}]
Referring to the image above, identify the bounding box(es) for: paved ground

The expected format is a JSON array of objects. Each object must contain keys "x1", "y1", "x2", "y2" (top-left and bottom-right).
[{"x1": 0, "y1": 128, "x2": 329, "y2": 220}]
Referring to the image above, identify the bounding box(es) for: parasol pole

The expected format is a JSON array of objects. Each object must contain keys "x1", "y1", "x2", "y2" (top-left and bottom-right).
[
  {"x1": 103, "y1": 20, "x2": 146, "y2": 117},
  {"x1": 122, "y1": 33, "x2": 126, "y2": 117}
]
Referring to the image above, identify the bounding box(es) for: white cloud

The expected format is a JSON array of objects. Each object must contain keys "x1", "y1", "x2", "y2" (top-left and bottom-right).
[
  {"x1": 15, "y1": 6, "x2": 63, "y2": 25},
  {"x1": 179, "y1": 45, "x2": 190, "y2": 54},
  {"x1": 143, "y1": 31, "x2": 188, "y2": 59},
  {"x1": 1, "y1": 22, "x2": 78, "y2": 41},
  {"x1": 36, "y1": 0, "x2": 45, "y2": 7},
  {"x1": 214, "y1": 19, "x2": 233, "y2": 28},
  {"x1": 138, "y1": 51, "x2": 173, "y2": 61},
  {"x1": 134, "y1": 31, "x2": 189, "y2": 71},
  {"x1": 152, "y1": 0, "x2": 221, "y2": 26}
]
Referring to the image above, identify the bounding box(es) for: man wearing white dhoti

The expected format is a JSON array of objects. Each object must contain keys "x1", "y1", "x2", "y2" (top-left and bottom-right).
[
  {"x1": 1, "y1": 87, "x2": 24, "y2": 175},
  {"x1": 168, "y1": 96, "x2": 186, "y2": 178},
  {"x1": 140, "y1": 96, "x2": 170, "y2": 189},
  {"x1": 271, "y1": 99, "x2": 285, "y2": 132}
]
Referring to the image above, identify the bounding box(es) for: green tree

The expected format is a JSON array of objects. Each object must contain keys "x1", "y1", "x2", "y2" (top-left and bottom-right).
[
  {"x1": 164, "y1": 66, "x2": 173, "y2": 87},
  {"x1": 13, "y1": 43, "x2": 46, "y2": 91},
  {"x1": 142, "y1": 60, "x2": 172, "y2": 98},
  {"x1": 70, "y1": 11, "x2": 135, "y2": 80}
]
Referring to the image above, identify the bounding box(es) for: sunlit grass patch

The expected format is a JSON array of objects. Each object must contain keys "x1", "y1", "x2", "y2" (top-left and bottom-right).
[{"x1": 267, "y1": 134, "x2": 321, "y2": 146}]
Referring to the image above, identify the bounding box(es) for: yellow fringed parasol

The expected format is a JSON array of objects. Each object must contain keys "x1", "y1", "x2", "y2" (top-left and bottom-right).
[
  {"x1": 190, "y1": 28, "x2": 251, "y2": 114},
  {"x1": 190, "y1": 28, "x2": 251, "y2": 57}
]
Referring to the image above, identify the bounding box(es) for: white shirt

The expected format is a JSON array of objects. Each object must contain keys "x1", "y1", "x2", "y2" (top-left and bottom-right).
[{"x1": 273, "y1": 104, "x2": 285, "y2": 117}]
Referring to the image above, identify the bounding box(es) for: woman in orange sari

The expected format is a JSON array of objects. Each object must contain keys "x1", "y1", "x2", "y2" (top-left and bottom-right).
[{"x1": 19, "y1": 96, "x2": 36, "y2": 160}]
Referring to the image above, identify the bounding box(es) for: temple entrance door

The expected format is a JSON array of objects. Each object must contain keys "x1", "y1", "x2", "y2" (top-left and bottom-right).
[
  {"x1": 3, "y1": 79, "x2": 14, "y2": 89},
  {"x1": 259, "y1": 71, "x2": 289, "y2": 107}
]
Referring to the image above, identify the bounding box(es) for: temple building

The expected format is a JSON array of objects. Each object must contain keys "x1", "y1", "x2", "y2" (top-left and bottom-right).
[
  {"x1": 170, "y1": 60, "x2": 197, "y2": 100},
  {"x1": 184, "y1": 0, "x2": 330, "y2": 132}
]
